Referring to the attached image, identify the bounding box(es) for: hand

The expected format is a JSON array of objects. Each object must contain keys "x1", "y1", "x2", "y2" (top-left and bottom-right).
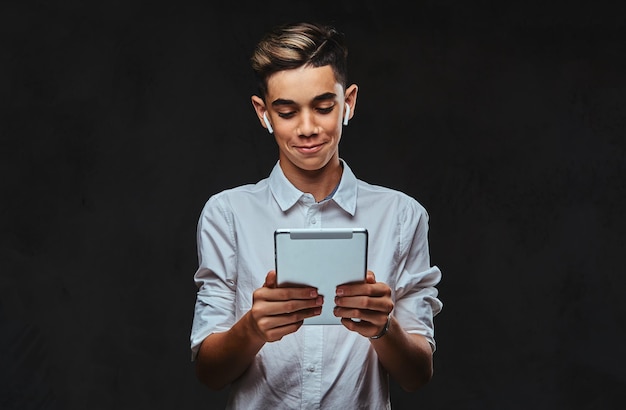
[
  {"x1": 249, "y1": 270, "x2": 323, "y2": 342},
  {"x1": 334, "y1": 271, "x2": 394, "y2": 338}
]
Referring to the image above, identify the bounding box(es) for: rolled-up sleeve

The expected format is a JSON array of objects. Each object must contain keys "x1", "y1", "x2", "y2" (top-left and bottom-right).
[
  {"x1": 393, "y1": 199, "x2": 443, "y2": 351},
  {"x1": 190, "y1": 195, "x2": 238, "y2": 361}
]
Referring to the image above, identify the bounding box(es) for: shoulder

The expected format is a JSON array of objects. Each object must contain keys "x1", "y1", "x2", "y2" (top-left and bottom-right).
[
  {"x1": 199, "y1": 178, "x2": 271, "y2": 220},
  {"x1": 356, "y1": 179, "x2": 428, "y2": 216},
  {"x1": 205, "y1": 178, "x2": 270, "y2": 205}
]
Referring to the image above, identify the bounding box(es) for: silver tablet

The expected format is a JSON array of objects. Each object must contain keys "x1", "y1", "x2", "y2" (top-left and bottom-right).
[{"x1": 274, "y1": 227, "x2": 368, "y2": 325}]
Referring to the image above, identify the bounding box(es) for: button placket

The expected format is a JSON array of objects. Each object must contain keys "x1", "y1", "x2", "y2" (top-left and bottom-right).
[{"x1": 306, "y1": 204, "x2": 320, "y2": 228}]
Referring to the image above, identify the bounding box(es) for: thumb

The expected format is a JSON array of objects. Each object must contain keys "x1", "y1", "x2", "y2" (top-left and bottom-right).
[
  {"x1": 264, "y1": 270, "x2": 277, "y2": 288},
  {"x1": 366, "y1": 270, "x2": 376, "y2": 284}
]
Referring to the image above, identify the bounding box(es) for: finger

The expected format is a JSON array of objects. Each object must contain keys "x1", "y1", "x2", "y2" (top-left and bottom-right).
[
  {"x1": 366, "y1": 270, "x2": 376, "y2": 284},
  {"x1": 336, "y1": 281, "x2": 390, "y2": 298},
  {"x1": 334, "y1": 295, "x2": 393, "y2": 314},
  {"x1": 263, "y1": 270, "x2": 277, "y2": 288},
  {"x1": 257, "y1": 306, "x2": 322, "y2": 341},
  {"x1": 262, "y1": 322, "x2": 304, "y2": 342},
  {"x1": 253, "y1": 295, "x2": 324, "y2": 317},
  {"x1": 334, "y1": 306, "x2": 389, "y2": 325},
  {"x1": 256, "y1": 286, "x2": 320, "y2": 302},
  {"x1": 339, "y1": 317, "x2": 384, "y2": 338}
]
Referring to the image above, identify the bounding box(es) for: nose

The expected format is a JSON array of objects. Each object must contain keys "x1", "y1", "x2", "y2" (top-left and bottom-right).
[{"x1": 297, "y1": 111, "x2": 318, "y2": 137}]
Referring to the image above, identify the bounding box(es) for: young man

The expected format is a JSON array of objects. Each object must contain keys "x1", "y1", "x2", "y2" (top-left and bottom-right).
[{"x1": 190, "y1": 22, "x2": 443, "y2": 409}]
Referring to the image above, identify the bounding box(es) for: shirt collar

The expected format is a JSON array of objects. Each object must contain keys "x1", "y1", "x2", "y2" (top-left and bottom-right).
[{"x1": 268, "y1": 159, "x2": 358, "y2": 216}]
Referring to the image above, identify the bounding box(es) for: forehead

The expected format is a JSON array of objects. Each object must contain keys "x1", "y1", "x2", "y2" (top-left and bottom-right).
[{"x1": 266, "y1": 65, "x2": 344, "y2": 104}]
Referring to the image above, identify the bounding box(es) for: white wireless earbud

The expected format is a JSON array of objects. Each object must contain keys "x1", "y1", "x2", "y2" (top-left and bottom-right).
[
  {"x1": 263, "y1": 112, "x2": 274, "y2": 134},
  {"x1": 343, "y1": 103, "x2": 350, "y2": 126}
]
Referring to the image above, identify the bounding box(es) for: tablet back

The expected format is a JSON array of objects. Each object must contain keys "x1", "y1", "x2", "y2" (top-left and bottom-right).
[{"x1": 274, "y1": 228, "x2": 368, "y2": 325}]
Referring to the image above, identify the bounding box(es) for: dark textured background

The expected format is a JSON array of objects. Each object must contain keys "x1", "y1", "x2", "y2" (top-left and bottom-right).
[{"x1": 1, "y1": 1, "x2": 625, "y2": 409}]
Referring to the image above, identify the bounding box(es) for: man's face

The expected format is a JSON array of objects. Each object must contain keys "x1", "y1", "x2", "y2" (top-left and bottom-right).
[{"x1": 264, "y1": 65, "x2": 345, "y2": 176}]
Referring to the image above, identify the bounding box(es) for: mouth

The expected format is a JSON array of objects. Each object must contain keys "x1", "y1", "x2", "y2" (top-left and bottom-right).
[{"x1": 294, "y1": 142, "x2": 325, "y2": 154}]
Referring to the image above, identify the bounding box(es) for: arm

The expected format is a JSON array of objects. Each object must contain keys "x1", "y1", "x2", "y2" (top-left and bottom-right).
[
  {"x1": 369, "y1": 319, "x2": 434, "y2": 391},
  {"x1": 334, "y1": 271, "x2": 433, "y2": 391},
  {"x1": 196, "y1": 271, "x2": 323, "y2": 390}
]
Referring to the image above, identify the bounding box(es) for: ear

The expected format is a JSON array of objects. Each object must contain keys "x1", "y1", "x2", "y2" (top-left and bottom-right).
[
  {"x1": 343, "y1": 84, "x2": 358, "y2": 125},
  {"x1": 251, "y1": 95, "x2": 272, "y2": 133}
]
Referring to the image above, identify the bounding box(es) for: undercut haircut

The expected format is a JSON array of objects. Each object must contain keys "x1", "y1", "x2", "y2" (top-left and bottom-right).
[{"x1": 250, "y1": 22, "x2": 349, "y2": 99}]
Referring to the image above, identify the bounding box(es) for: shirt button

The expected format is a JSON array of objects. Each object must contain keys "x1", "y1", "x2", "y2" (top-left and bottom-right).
[
  {"x1": 307, "y1": 366, "x2": 315, "y2": 373},
  {"x1": 310, "y1": 218, "x2": 316, "y2": 224}
]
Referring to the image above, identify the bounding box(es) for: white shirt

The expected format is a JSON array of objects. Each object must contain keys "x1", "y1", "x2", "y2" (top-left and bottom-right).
[{"x1": 190, "y1": 160, "x2": 443, "y2": 410}]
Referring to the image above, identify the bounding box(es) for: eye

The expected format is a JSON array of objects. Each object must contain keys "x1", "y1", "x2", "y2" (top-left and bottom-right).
[
  {"x1": 317, "y1": 105, "x2": 334, "y2": 114},
  {"x1": 277, "y1": 111, "x2": 296, "y2": 119}
]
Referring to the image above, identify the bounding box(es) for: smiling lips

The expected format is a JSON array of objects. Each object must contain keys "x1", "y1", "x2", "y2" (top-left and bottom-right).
[{"x1": 294, "y1": 142, "x2": 325, "y2": 154}]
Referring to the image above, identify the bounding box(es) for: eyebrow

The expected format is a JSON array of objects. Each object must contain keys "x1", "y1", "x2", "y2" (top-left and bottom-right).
[{"x1": 271, "y1": 92, "x2": 337, "y2": 107}]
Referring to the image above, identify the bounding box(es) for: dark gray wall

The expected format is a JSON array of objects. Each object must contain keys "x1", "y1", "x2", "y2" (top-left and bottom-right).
[{"x1": 2, "y1": 1, "x2": 625, "y2": 409}]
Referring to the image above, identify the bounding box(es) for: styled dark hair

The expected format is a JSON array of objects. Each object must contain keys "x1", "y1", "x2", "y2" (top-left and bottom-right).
[{"x1": 250, "y1": 22, "x2": 348, "y2": 99}]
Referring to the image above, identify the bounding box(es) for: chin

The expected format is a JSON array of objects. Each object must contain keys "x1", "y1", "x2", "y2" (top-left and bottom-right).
[{"x1": 298, "y1": 163, "x2": 327, "y2": 172}]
